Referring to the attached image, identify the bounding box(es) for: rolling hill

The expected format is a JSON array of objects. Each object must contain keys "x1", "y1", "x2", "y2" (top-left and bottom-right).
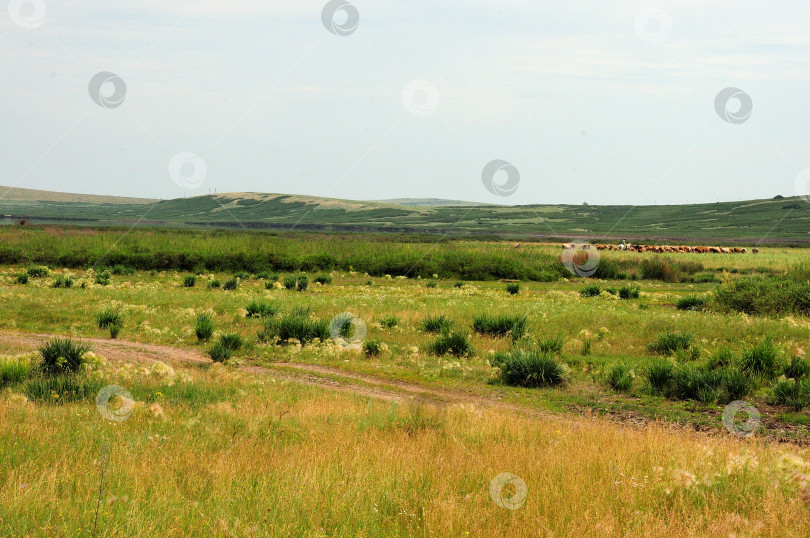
[{"x1": 1, "y1": 186, "x2": 808, "y2": 243}]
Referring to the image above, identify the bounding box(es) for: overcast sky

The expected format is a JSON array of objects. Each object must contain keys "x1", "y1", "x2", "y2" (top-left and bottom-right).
[{"x1": 2, "y1": 0, "x2": 809, "y2": 205}]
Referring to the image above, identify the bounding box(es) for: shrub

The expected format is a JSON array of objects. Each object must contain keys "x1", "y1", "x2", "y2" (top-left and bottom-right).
[
  {"x1": 646, "y1": 359, "x2": 674, "y2": 394},
  {"x1": 472, "y1": 314, "x2": 527, "y2": 340},
  {"x1": 606, "y1": 363, "x2": 633, "y2": 392},
  {"x1": 785, "y1": 356, "x2": 810, "y2": 380},
  {"x1": 245, "y1": 300, "x2": 280, "y2": 318},
  {"x1": 379, "y1": 315, "x2": 399, "y2": 329},
  {"x1": 739, "y1": 338, "x2": 781, "y2": 379},
  {"x1": 0, "y1": 357, "x2": 32, "y2": 389},
  {"x1": 428, "y1": 331, "x2": 474, "y2": 357},
  {"x1": 208, "y1": 279, "x2": 221, "y2": 289},
  {"x1": 769, "y1": 378, "x2": 810, "y2": 411},
  {"x1": 223, "y1": 278, "x2": 239, "y2": 291},
  {"x1": 183, "y1": 275, "x2": 197, "y2": 287},
  {"x1": 208, "y1": 342, "x2": 231, "y2": 363},
  {"x1": 580, "y1": 284, "x2": 601, "y2": 297},
  {"x1": 27, "y1": 266, "x2": 49, "y2": 278},
  {"x1": 94, "y1": 272, "x2": 111, "y2": 286},
  {"x1": 506, "y1": 283, "x2": 520, "y2": 295},
  {"x1": 639, "y1": 258, "x2": 677, "y2": 282},
  {"x1": 421, "y1": 314, "x2": 453, "y2": 334},
  {"x1": 537, "y1": 335, "x2": 564, "y2": 354},
  {"x1": 219, "y1": 333, "x2": 243, "y2": 352},
  {"x1": 38, "y1": 338, "x2": 91, "y2": 375},
  {"x1": 314, "y1": 274, "x2": 333, "y2": 285},
  {"x1": 714, "y1": 277, "x2": 810, "y2": 317},
  {"x1": 676, "y1": 295, "x2": 707, "y2": 311},
  {"x1": 498, "y1": 350, "x2": 567, "y2": 388},
  {"x1": 195, "y1": 313, "x2": 215, "y2": 342},
  {"x1": 647, "y1": 332, "x2": 694, "y2": 355},
  {"x1": 15, "y1": 273, "x2": 28, "y2": 284},
  {"x1": 363, "y1": 339, "x2": 382, "y2": 357},
  {"x1": 618, "y1": 286, "x2": 639, "y2": 300}
]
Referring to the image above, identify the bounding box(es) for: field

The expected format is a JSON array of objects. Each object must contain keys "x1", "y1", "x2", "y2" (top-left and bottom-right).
[
  {"x1": 3, "y1": 187, "x2": 810, "y2": 241},
  {"x1": 2, "y1": 228, "x2": 810, "y2": 536}
]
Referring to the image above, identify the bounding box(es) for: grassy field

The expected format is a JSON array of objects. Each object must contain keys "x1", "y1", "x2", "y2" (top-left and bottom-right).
[
  {"x1": 3, "y1": 187, "x2": 810, "y2": 241},
  {"x1": 2, "y1": 229, "x2": 810, "y2": 535}
]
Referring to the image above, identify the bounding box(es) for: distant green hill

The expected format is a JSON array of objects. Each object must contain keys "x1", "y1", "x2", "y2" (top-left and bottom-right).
[{"x1": 0, "y1": 188, "x2": 808, "y2": 243}]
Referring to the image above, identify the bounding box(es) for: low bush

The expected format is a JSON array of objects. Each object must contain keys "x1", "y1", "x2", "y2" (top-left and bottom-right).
[
  {"x1": 421, "y1": 314, "x2": 453, "y2": 334},
  {"x1": 498, "y1": 350, "x2": 567, "y2": 388},
  {"x1": 38, "y1": 338, "x2": 91, "y2": 375},
  {"x1": 580, "y1": 284, "x2": 601, "y2": 297},
  {"x1": 714, "y1": 276, "x2": 810, "y2": 317},
  {"x1": 15, "y1": 273, "x2": 28, "y2": 284},
  {"x1": 314, "y1": 274, "x2": 333, "y2": 285},
  {"x1": 676, "y1": 295, "x2": 707, "y2": 311},
  {"x1": 428, "y1": 331, "x2": 474, "y2": 357},
  {"x1": 506, "y1": 283, "x2": 520, "y2": 295},
  {"x1": 183, "y1": 275, "x2": 197, "y2": 287},
  {"x1": 472, "y1": 314, "x2": 527, "y2": 340},
  {"x1": 195, "y1": 313, "x2": 215, "y2": 341}
]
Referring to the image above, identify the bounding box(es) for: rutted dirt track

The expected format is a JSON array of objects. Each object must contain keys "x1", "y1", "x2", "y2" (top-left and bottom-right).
[{"x1": 0, "y1": 330, "x2": 556, "y2": 419}]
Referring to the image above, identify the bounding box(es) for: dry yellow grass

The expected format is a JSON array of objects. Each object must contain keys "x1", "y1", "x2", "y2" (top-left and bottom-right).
[{"x1": 1, "y1": 358, "x2": 808, "y2": 536}]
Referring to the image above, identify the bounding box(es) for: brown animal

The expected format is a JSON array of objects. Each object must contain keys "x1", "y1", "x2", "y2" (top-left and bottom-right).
[{"x1": 752, "y1": 247, "x2": 759, "y2": 254}]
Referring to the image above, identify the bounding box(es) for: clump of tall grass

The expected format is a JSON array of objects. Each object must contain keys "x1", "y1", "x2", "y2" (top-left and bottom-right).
[
  {"x1": 273, "y1": 311, "x2": 329, "y2": 345},
  {"x1": 363, "y1": 339, "x2": 383, "y2": 357},
  {"x1": 52, "y1": 275, "x2": 74, "y2": 288},
  {"x1": 24, "y1": 375, "x2": 104, "y2": 404},
  {"x1": 208, "y1": 279, "x2": 221, "y2": 289},
  {"x1": 472, "y1": 314, "x2": 527, "y2": 340},
  {"x1": 426, "y1": 281, "x2": 437, "y2": 288},
  {"x1": 0, "y1": 356, "x2": 32, "y2": 389},
  {"x1": 605, "y1": 363, "x2": 633, "y2": 392},
  {"x1": 647, "y1": 332, "x2": 694, "y2": 355},
  {"x1": 37, "y1": 338, "x2": 91, "y2": 375},
  {"x1": 505, "y1": 283, "x2": 520, "y2": 295},
  {"x1": 195, "y1": 313, "x2": 215, "y2": 342},
  {"x1": 639, "y1": 258, "x2": 677, "y2": 282},
  {"x1": 378, "y1": 315, "x2": 399, "y2": 329},
  {"x1": 676, "y1": 295, "x2": 707, "y2": 311},
  {"x1": 183, "y1": 275, "x2": 197, "y2": 287},
  {"x1": 208, "y1": 333, "x2": 243, "y2": 362},
  {"x1": 768, "y1": 378, "x2": 810, "y2": 411},
  {"x1": 536, "y1": 335, "x2": 564, "y2": 354},
  {"x1": 15, "y1": 273, "x2": 28, "y2": 284},
  {"x1": 428, "y1": 331, "x2": 474, "y2": 357},
  {"x1": 245, "y1": 300, "x2": 280, "y2": 318},
  {"x1": 784, "y1": 356, "x2": 810, "y2": 380},
  {"x1": 738, "y1": 338, "x2": 781, "y2": 379},
  {"x1": 646, "y1": 359, "x2": 674, "y2": 395},
  {"x1": 314, "y1": 274, "x2": 333, "y2": 285},
  {"x1": 618, "y1": 286, "x2": 639, "y2": 300},
  {"x1": 27, "y1": 266, "x2": 49, "y2": 278},
  {"x1": 497, "y1": 349, "x2": 567, "y2": 388},
  {"x1": 580, "y1": 284, "x2": 601, "y2": 297},
  {"x1": 96, "y1": 308, "x2": 123, "y2": 338},
  {"x1": 420, "y1": 314, "x2": 453, "y2": 334},
  {"x1": 283, "y1": 274, "x2": 309, "y2": 291},
  {"x1": 223, "y1": 278, "x2": 239, "y2": 291},
  {"x1": 94, "y1": 271, "x2": 111, "y2": 286}
]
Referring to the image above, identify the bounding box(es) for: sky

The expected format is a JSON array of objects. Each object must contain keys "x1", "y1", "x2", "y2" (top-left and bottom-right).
[{"x1": 1, "y1": 0, "x2": 809, "y2": 206}]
